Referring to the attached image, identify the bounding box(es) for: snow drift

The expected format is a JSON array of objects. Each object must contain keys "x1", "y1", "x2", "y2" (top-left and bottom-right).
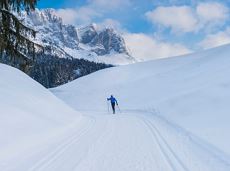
[
  {"x1": 52, "y1": 44, "x2": 230, "y2": 157},
  {"x1": 0, "y1": 64, "x2": 80, "y2": 164}
]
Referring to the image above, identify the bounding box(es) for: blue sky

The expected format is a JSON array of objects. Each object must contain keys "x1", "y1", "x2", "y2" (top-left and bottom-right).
[{"x1": 37, "y1": 0, "x2": 230, "y2": 60}]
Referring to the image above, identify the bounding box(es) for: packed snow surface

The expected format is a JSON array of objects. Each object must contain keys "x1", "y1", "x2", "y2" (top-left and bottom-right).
[
  {"x1": 52, "y1": 44, "x2": 230, "y2": 170},
  {"x1": 0, "y1": 64, "x2": 80, "y2": 170},
  {"x1": 1, "y1": 44, "x2": 230, "y2": 171}
]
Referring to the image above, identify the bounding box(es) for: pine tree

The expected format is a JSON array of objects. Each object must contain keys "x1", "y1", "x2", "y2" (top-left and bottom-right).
[{"x1": 0, "y1": 0, "x2": 40, "y2": 72}]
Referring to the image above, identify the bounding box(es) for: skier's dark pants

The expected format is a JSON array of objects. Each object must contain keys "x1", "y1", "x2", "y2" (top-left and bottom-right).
[{"x1": 111, "y1": 102, "x2": 115, "y2": 114}]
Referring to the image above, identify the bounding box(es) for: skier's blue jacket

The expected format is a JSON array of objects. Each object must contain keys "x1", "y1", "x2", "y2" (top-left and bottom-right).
[{"x1": 107, "y1": 96, "x2": 118, "y2": 105}]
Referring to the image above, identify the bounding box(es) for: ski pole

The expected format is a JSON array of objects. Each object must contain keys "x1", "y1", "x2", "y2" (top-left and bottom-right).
[
  {"x1": 107, "y1": 100, "x2": 110, "y2": 114},
  {"x1": 117, "y1": 104, "x2": 122, "y2": 113}
]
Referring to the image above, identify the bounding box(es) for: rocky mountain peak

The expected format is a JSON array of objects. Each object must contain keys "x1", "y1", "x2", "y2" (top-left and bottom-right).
[
  {"x1": 24, "y1": 8, "x2": 62, "y2": 26},
  {"x1": 21, "y1": 9, "x2": 135, "y2": 65},
  {"x1": 78, "y1": 24, "x2": 98, "y2": 44},
  {"x1": 78, "y1": 24, "x2": 129, "y2": 56}
]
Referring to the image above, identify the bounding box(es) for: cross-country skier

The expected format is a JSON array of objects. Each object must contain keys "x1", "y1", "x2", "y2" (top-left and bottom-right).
[{"x1": 107, "y1": 95, "x2": 118, "y2": 114}]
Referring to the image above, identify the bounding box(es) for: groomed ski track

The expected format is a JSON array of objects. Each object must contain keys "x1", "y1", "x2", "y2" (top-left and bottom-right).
[{"x1": 5, "y1": 110, "x2": 230, "y2": 171}]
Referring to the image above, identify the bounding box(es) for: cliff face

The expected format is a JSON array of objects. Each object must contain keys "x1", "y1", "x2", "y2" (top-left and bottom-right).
[
  {"x1": 21, "y1": 9, "x2": 135, "y2": 65},
  {"x1": 78, "y1": 25, "x2": 129, "y2": 56}
]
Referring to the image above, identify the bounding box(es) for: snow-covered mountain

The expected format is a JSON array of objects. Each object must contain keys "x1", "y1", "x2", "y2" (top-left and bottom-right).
[{"x1": 21, "y1": 9, "x2": 135, "y2": 65}]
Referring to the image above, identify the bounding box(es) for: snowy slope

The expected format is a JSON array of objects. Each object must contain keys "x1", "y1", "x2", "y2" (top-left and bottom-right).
[
  {"x1": 52, "y1": 43, "x2": 230, "y2": 161},
  {"x1": 2, "y1": 44, "x2": 230, "y2": 171},
  {"x1": 0, "y1": 64, "x2": 80, "y2": 169}
]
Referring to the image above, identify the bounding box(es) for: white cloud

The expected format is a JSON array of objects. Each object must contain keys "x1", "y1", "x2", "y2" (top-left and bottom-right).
[
  {"x1": 146, "y1": 2, "x2": 229, "y2": 33},
  {"x1": 96, "y1": 19, "x2": 125, "y2": 32},
  {"x1": 196, "y1": 2, "x2": 229, "y2": 32},
  {"x1": 124, "y1": 33, "x2": 192, "y2": 61},
  {"x1": 146, "y1": 6, "x2": 198, "y2": 33},
  {"x1": 55, "y1": 0, "x2": 131, "y2": 26},
  {"x1": 196, "y1": 2, "x2": 229, "y2": 22},
  {"x1": 87, "y1": 0, "x2": 131, "y2": 9},
  {"x1": 55, "y1": 7, "x2": 101, "y2": 25},
  {"x1": 199, "y1": 27, "x2": 230, "y2": 49},
  {"x1": 55, "y1": 8, "x2": 77, "y2": 25},
  {"x1": 55, "y1": 8, "x2": 125, "y2": 33}
]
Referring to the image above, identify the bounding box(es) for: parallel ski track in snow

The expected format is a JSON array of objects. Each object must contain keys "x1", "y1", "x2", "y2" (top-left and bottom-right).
[
  {"x1": 132, "y1": 110, "x2": 230, "y2": 171},
  {"x1": 28, "y1": 117, "x2": 96, "y2": 171},
  {"x1": 141, "y1": 117, "x2": 189, "y2": 171},
  {"x1": 6, "y1": 111, "x2": 230, "y2": 171}
]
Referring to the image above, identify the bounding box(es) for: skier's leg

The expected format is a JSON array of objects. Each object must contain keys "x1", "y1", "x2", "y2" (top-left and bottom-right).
[{"x1": 112, "y1": 103, "x2": 115, "y2": 114}]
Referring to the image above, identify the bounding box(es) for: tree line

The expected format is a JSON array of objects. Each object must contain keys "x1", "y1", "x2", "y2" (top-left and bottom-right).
[
  {"x1": 29, "y1": 54, "x2": 112, "y2": 88},
  {"x1": 0, "y1": 0, "x2": 112, "y2": 88}
]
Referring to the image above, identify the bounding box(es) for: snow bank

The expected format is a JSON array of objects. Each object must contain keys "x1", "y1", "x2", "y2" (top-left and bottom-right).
[
  {"x1": 0, "y1": 64, "x2": 80, "y2": 160},
  {"x1": 52, "y1": 44, "x2": 230, "y2": 156}
]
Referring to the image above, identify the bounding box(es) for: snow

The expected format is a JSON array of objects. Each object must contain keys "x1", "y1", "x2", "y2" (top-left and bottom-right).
[
  {"x1": 0, "y1": 64, "x2": 80, "y2": 169},
  {"x1": 20, "y1": 10, "x2": 135, "y2": 65},
  {"x1": 64, "y1": 46, "x2": 135, "y2": 65},
  {"x1": 2, "y1": 43, "x2": 230, "y2": 170},
  {"x1": 52, "y1": 44, "x2": 230, "y2": 170}
]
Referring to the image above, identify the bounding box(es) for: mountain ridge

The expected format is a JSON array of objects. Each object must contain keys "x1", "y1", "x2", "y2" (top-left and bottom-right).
[{"x1": 20, "y1": 8, "x2": 135, "y2": 65}]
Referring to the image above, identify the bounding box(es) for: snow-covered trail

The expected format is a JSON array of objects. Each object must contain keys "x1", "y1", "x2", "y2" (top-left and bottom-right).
[
  {"x1": 4, "y1": 111, "x2": 229, "y2": 171},
  {"x1": 72, "y1": 111, "x2": 230, "y2": 171},
  {"x1": 2, "y1": 44, "x2": 230, "y2": 170}
]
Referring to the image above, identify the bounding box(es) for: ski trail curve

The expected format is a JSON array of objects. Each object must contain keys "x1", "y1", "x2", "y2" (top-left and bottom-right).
[
  {"x1": 3, "y1": 111, "x2": 230, "y2": 171},
  {"x1": 132, "y1": 110, "x2": 230, "y2": 171},
  {"x1": 28, "y1": 117, "x2": 96, "y2": 171},
  {"x1": 141, "y1": 118, "x2": 189, "y2": 171},
  {"x1": 72, "y1": 114, "x2": 176, "y2": 171}
]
